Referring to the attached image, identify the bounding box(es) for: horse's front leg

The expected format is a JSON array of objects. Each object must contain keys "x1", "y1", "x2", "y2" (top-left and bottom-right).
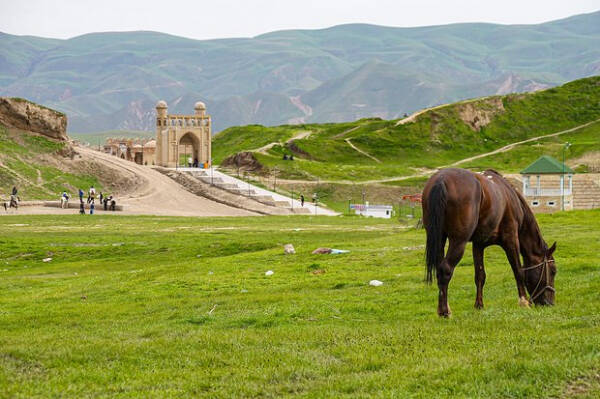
[
  {"x1": 437, "y1": 240, "x2": 466, "y2": 317},
  {"x1": 502, "y1": 242, "x2": 529, "y2": 307},
  {"x1": 473, "y1": 243, "x2": 486, "y2": 309}
]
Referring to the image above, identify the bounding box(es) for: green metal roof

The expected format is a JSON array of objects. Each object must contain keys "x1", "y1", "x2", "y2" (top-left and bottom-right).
[{"x1": 520, "y1": 155, "x2": 574, "y2": 175}]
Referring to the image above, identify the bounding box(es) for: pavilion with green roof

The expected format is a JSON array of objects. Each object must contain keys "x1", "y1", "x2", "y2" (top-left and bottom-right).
[{"x1": 520, "y1": 155, "x2": 574, "y2": 211}]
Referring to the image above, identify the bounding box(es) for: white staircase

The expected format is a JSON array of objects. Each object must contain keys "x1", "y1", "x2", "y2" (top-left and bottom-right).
[{"x1": 187, "y1": 170, "x2": 321, "y2": 215}]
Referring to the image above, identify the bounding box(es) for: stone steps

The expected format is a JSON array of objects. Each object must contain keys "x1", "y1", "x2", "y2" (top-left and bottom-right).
[{"x1": 184, "y1": 171, "x2": 303, "y2": 213}]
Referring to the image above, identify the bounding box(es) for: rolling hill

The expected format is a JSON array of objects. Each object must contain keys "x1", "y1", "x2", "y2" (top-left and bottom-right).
[
  {"x1": 0, "y1": 11, "x2": 599, "y2": 133},
  {"x1": 212, "y1": 76, "x2": 600, "y2": 182}
]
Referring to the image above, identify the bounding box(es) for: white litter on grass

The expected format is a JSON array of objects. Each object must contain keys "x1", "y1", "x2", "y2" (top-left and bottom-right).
[
  {"x1": 284, "y1": 244, "x2": 295, "y2": 254},
  {"x1": 240, "y1": 289, "x2": 248, "y2": 293},
  {"x1": 42, "y1": 258, "x2": 52, "y2": 262},
  {"x1": 265, "y1": 270, "x2": 274, "y2": 276},
  {"x1": 330, "y1": 249, "x2": 349, "y2": 254},
  {"x1": 208, "y1": 271, "x2": 214, "y2": 275},
  {"x1": 196, "y1": 254, "x2": 202, "y2": 258},
  {"x1": 369, "y1": 280, "x2": 384, "y2": 287}
]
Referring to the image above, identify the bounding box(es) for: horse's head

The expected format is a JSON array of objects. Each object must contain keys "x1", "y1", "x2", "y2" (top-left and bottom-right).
[{"x1": 524, "y1": 242, "x2": 557, "y2": 306}]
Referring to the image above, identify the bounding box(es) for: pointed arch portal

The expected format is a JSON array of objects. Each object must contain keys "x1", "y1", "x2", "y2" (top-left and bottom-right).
[{"x1": 178, "y1": 132, "x2": 201, "y2": 167}]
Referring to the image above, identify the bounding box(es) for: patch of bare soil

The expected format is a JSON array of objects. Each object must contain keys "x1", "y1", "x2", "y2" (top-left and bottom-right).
[
  {"x1": 559, "y1": 371, "x2": 600, "y2": 398},
  {"x1": 569, "y1": 151, "x2": 600, "y2": 171},
  {"x1": 458, "y1": 97, "x2": 505, "y2": 131},
  {"x1": 286, "y1": 140, "x2": 312, "y2": 159},
  {"x1": 221, "y1": 152, "x2": 264, "y2": 173},
  {"x1": 37, "y1": 150, "x2": 141, "y2": 196}
]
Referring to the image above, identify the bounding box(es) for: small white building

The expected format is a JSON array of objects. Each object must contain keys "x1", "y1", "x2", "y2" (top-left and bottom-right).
[{"x1": 350, "y1": 203, "x2": 394, "y2": 219}]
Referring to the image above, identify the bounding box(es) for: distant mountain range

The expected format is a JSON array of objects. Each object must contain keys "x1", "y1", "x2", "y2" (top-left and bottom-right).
[{"x1": 1, "y1": 11, "x2": 599, "y2": 134}]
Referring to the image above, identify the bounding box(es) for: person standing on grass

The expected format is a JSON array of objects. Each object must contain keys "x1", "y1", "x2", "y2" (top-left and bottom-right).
[
  {"x1": 90, "y1": 199, "x2": 95, "y2": 215},
  {"x1": 99, "y1": 192, "x2": 103, "y2": 205},
  {"x1": 79, "y1": 201, "x2": 85, "y2": 215},
  {"x1": 300, "y1": 194, "x2": 305, "y2": 207},
  {"x1": 79, "y1": 188, "x2": 84, "y2": 203}
]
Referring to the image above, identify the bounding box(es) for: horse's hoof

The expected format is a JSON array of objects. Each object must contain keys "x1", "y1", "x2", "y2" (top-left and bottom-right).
[
  {"x1": 519, "y1": 296, "x2": 531, "y2": 308},
  {"x1": 474, "y1": 302, "x2": 484, "y2": 310}
]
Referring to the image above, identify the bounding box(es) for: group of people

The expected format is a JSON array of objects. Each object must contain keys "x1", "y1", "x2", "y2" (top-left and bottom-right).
[
  {"x1": 187, "y1": 157, "x2": 201, "y2": 168},
  {"x1": 60, "y1": 186, "x2": 117, "y2": 214}
]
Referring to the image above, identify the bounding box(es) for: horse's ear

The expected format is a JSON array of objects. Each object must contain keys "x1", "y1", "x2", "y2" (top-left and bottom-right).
[{"x1": 547, "y1": 242, "x2": 557, "y2": 256}]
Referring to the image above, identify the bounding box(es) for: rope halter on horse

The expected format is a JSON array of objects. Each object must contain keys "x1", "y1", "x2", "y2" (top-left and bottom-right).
[{"x1": 521, "y1": 258, "x2": 555, "y2": 302}]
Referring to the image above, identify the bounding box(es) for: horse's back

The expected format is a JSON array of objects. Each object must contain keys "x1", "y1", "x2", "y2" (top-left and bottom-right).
[{"x1": 423, "y1": 168, "x2": 482, "y2": 240}]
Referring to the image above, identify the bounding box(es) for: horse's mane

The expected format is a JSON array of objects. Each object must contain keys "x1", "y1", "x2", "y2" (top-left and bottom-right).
[
  {"x1": 515, "y1": 187, "x2": 548, "y2": 253},
  {"x1": 484, "y1": 168, "x2": 502, "y2": 176},
  {"x1": 488, "y1": 169, "x2": 547, "y2": 252}
]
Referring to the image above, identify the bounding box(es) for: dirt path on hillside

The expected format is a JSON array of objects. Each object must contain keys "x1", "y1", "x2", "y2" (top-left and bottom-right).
[
  {"x1": 449, "y1": 118, "x2": 600, "y2": 167},
  {"x1": 344, "y1": 138, "x2": 381, "y2": 163},
  {"x1": 13, "y1": 147, "x2": 256, "y2": 217},
  {"x1": 253, "y1": 130, "x2": 313, "y2": 155},
  {"x1": 394, "y1": 96, "x2": 496, "y2": 126},
  {"x1": 275, "y1": 118, "x2": 600, "y2": 185}
]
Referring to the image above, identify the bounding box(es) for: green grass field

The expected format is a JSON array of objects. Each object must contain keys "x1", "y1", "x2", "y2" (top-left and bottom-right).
[{"x1": 1, "y1": 212, "x2": 598, "y2": 398}]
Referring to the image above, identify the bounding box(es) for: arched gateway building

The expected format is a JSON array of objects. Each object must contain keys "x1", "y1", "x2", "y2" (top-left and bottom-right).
[{"x1": 155, "y1": 100, "x2": 212, "y2": 168}]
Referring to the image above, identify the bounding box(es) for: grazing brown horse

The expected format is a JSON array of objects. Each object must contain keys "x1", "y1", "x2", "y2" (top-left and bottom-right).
[{"x1": 422, "y1": 168, "x2": 556, "y2": 317}]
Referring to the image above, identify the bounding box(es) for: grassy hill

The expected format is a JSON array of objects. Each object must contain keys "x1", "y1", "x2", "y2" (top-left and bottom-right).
[
  {"x1": 0, "y1": 123, "x2": 103, "y2": 200},
  {"x1": 1, "y1": 212, "x2": 599, "y2": 396},
  {"x1": 213, "y1": 76, "x2": 600, "y2": 182},
  {"x1": 0, "y1": 12, "x2": 599, "y2": 133}
]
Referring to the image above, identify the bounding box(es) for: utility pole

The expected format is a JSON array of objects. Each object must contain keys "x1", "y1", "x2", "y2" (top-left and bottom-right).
[
  {"x1": 562, "y1": 142, "x2": 571, "y2": 211},
  {"x1": 246, "y1": 172, "x2": 251, "y2": 196}
]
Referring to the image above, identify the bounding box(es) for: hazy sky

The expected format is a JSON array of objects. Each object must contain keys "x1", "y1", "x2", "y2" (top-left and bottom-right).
[{"x1": 1, "y1": 0, "x2": 598, "y2": 40}]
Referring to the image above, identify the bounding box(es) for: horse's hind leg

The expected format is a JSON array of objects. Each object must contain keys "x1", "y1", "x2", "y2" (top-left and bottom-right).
[
  {"x1": 473, "y1": 243, "x2": 486, "y2": 309},
  {"x1": 437, "y1": 239, "x2": 466, "y2": 317}
]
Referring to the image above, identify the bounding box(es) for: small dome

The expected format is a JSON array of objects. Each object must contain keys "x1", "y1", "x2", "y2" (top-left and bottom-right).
[
  {"x1": 156, "y1": 100, "x2": 168, "y2": 109},
  {"x1": 194, "y1": 101, "x2": 206, "y2": 110}
]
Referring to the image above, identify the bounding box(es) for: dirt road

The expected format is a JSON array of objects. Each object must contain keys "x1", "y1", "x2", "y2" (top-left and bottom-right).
[{"x1": 13, "y1": 147, "x2": 257, "y2": 217}]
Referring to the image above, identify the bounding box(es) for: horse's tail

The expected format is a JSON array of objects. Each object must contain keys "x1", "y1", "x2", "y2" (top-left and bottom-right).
[{"x1": 425, "y1": 180, "x2": 447, "y2": 284}]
